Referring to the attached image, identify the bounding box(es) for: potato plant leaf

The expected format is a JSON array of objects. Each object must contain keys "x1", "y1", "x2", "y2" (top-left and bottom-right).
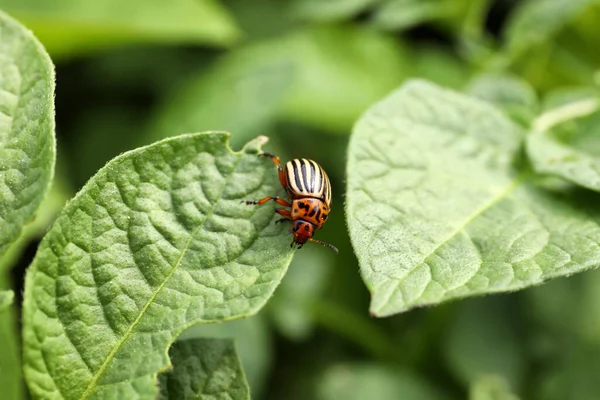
[
  {"x1": 371, "y1": 0, "x2": 457, "y2": 31},
  {"x1": 464, "y1": 74, "x2": 539, "y2": 126},
  {"x1": 178, "y1": 316, "x2": 271, "y2": 397},
  {"x1": 149, "y1": 49, "x2": 294, "y2": 150},
  {"x1": 469, "y1": 375, "x2": 520, "y2": 400},
  {"x1": 158, "y1": 338, "x2": 249, "y2": 400},
  {"x1": 318, "y1": 363, "x2": 448, "y2": 400},
  {"x1": 0, "y1": 10, "x2": 55, "y2": 258},
  {"x1": 347, "y1": 80, "x2": 600, "y2": 316},
  {"x1": 0, "y1": 0, "x2": 240, "y2": 58},
  {"x1": 503, "y1": 0, "x2": 594, "y2": 58},
  {"x1": 22, "y1": 132, "x2": 294, "y2": 399},
  {"x1": 293, "y1": 0, "x2": 378, "y2": 21}
]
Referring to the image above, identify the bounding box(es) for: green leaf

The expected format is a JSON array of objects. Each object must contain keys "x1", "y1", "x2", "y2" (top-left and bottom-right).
[
  {"x1": 527, "y1": 99, "x2": 600, "y2": 192},
  {"x1": 149, "y1": 49, "x2": 295, "y2": 150},
  {"x1": 410, "y1": 46, "x2": 470, "y2": 90},
  {"x1": 318, "y1": 363, "x2": 448, "y2": 400},
  {"x1": 293, "y1": 0, "x2": 379, "y2": 21},
  {"x1": 372, "y1": 0, "x2": 458, "y2": 30},
  {"x1": 0, "y1": 290, "x2": 13, "y2": 312},
  {"x1": 158, "y1": 338, "x2": 249, "y2": 400},
  {"x1": 443, "y1": 297, "x2": 525, "y2": 390},
  {"x1": 503, "y1": 0, "x2": 594, "y2": 59},
  {"x1": 0, "y1": 0, "x2": 240, "y2": 59},
  {"x1": 22, "y1": 132, "x2": 294, "y2": 399},
  {"x1": 151, "y1": 26, "x2": 396, "y2": 138},
  {"x1": 178, "y1": 315, "x2": 271, "y2": 397},
  {"x1": 152, "y1": 25, "x2": 410, "y2": 134},
  {"x1": 372, "y1": 0, "x2": 486, "y2": 33},
  {"x1": 464, "y1": 74, "x2": 539, "y2": 126},
  {"x1": 221, "y1": 0, "x2": 298, "y2": 41},
  {"x1": 279, "y1": 26, "x2": 410, "y2": 132},
  {"x1": 0, "y1": 10, "x2": 55, "y2": 258},
  {"x1": 347, "y1": 80, "x2": 600, "y2": 316},
  {"x1": 469, "y1": 375, "x2": 520, "y2": 400}
]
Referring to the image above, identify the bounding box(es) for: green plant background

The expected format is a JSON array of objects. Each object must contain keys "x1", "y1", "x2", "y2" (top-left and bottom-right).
[{"x1": 3, "y1": 0, "x2": 600, "y2": 399}]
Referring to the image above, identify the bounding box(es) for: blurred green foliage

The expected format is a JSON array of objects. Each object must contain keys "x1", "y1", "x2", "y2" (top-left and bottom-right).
[{"x1": 3, "y1": 0, "x2": 600, "y2": 398}]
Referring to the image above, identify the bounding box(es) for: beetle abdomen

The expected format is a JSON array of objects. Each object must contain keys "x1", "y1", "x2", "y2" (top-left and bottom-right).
[{"x1": 285, "y1": 158, "x2": 331, "y2": 205}]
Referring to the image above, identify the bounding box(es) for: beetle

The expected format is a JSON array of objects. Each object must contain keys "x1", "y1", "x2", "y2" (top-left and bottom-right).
[{"x1": 244, "y1": 153, "x2": 338, "y2": 253}]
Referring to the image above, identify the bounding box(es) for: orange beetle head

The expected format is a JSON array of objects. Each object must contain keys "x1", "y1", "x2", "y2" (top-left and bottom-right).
[
  {"x1": 291, "y1": 220, "x2": 315, "y2": 248},
  {"x1": 290, "y1": 219, "x2": 338, "y2": 253}
]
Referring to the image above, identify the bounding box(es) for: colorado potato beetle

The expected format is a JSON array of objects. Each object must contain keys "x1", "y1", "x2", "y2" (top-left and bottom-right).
[{"x1": 244, "y1": 153, "x2": 338, "y2": 253}]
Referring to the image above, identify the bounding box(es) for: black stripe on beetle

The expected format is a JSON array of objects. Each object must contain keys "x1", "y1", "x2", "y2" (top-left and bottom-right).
[{"x1": 293, "y1": 159, "x2": 306, "y2": 193}]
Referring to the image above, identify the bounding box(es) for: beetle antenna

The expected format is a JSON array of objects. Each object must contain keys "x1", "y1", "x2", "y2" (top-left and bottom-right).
[{"x1": 309, "y1": 238, "x2": 339, "y2": 253}]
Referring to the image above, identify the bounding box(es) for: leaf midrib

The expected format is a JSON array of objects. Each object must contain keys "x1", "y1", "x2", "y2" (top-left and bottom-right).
[{"x1": 79, "y1": 153, "x2": 244, "y2": 400}]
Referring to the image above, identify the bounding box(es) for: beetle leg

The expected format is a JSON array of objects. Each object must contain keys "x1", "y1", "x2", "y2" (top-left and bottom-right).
[
  {"x1": 260, "y1": 152, "x2": 287, "y2": 189},
  {"x1": 259, "y1": 152, "x2": 279, "y2": 163},
  {"x1": 275, "y1": 208, "x2": 292, "y2": 224},
  {"x1": 244, "y1": 196, "x2": 291, "y2": 207}
]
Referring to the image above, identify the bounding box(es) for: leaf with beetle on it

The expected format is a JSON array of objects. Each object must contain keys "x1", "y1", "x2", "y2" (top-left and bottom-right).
[
  {"x1": 347, "y1": 80, "x2": 600, "y2": 317},
  {"x1": 158, "y1": 338, "x2": 250, "y2": 400},
  {"x1": 0, "y1": 10, "x2": 55, "y2": 259},
  {"x1": 22, "y1": 132, "x2": 295, "y2": 399}
]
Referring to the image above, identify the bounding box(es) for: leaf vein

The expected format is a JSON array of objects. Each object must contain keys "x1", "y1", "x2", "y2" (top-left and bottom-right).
[{"x1": 376, "y1": 173, "x2": 525, "y2": 312}]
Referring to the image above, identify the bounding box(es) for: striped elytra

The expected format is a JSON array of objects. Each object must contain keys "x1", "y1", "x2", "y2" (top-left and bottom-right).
[
  {"x1": 285, "y1": 158, "x2": 332, "y2": 206},
  {"x1": 243, "y1": 152, "x2": 338, "y2": 253}
]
